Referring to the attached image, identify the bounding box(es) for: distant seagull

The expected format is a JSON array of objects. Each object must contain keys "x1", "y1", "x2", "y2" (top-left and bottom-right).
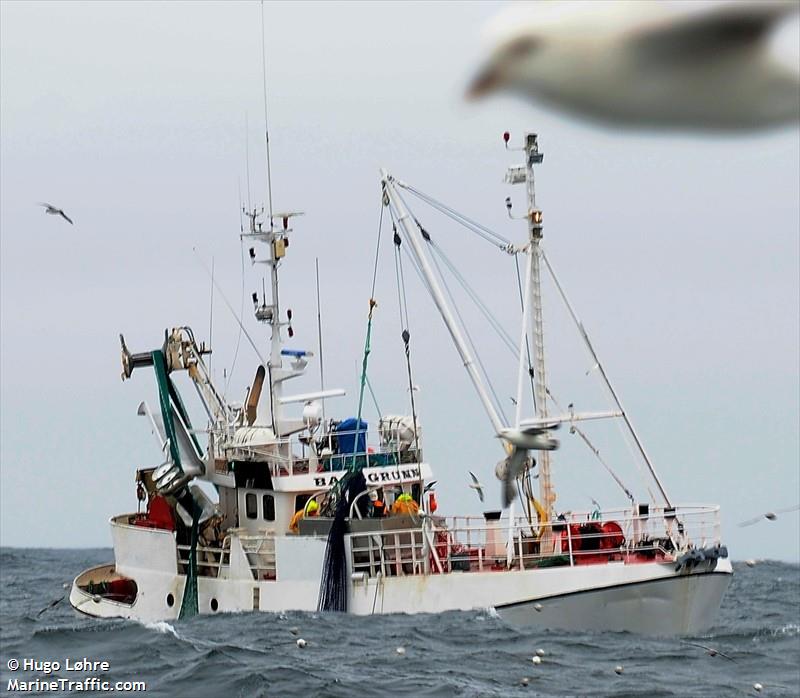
[
  {"x1": 681, "y1": 640, "x2": 736, "y2": 662},
  {"x1": 468, "y1": 471, "x2": 485, "y2": 503},
  {"x1": 467, "y1": 1, "x2": 800, "y2": 131},
  {"x1": 738, "y1": 504, "x2": 800, "y2": 527},
  {"x1": 39, "y1": 202, "x2": 73, "y2": 225}
]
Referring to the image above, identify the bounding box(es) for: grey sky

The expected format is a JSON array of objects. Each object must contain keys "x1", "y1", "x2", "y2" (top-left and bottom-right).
[{"x1": 1, "y1": 1, "x2": 798, "y2": 561}]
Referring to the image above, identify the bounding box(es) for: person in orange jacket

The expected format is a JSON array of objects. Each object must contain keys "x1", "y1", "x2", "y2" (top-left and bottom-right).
[
  {"x1": 391, "y1": 492, "x2": 419, "y2": 515},
  {"x1": 289, "y1": 499, "x2": 319, "y2": 533}
]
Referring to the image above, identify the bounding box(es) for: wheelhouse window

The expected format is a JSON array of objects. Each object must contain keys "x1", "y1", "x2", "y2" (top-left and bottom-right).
[
  {"x1": 245, "y1": 493, "x2": 258, "y2": 520},
  {"x1": 263, "y1": 494, "x2": 275, "y2": 521},
  {"x1": 295, "y1": 494, "x2": 310, "y2": 513}
]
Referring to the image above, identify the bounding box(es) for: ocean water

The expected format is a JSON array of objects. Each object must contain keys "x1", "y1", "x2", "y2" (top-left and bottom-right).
[{"x1": 0, "y1": 549, "x2": 798, "y2": 697}]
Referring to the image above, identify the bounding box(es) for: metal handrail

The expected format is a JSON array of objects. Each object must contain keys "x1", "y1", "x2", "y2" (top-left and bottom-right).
[{"x1": 348, "y1": 504, "x2": 722, "y2": 577}]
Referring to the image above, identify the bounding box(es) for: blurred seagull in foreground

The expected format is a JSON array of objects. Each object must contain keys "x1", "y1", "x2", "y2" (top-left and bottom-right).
[
  {"x1": 468, "y1": 471, "x2": 485, "y2": 503},
  {"x1": 39, "y1": 202, "x2": 74, "y2": 225},
  {"x1": 738, "y1": 504, "x2": 800, "y2": 527},
  {"x1": 468, "y1": 1, "x2": 800, "y2": 131}
]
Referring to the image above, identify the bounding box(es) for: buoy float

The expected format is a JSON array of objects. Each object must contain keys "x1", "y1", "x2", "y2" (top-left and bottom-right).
[
  {"x1": 531, "y1": 656, "x2": 542, "y2": 665},
  {"x1": 296, "y1": 638, "x2": 307, "y2": 648},
  {"x1": 533, "y1": 603, "x2": 543, "y2": 612},
  {"x1": 535, "y1": 648, "x2": 545, "y2": 657},
  {"x1": 753, "y1": 683, "x2": 763, "y2": 693},
  {"x1": 614, "y1": 665, "x2": 624, "y2": 675},
  {"x1": 396, "y1": 646, "x2": 406, "y2": 656}
]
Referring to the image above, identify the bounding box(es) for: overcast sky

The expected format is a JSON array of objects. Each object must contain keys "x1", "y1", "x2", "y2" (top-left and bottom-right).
[{"x1": 1, "y1": 1, "x2": 798, "y2": 561}]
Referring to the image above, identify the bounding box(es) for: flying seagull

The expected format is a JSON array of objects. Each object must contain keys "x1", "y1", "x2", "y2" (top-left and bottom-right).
[
  {"x1": 680, "y1": 640, "x2": 736, "y2": 662},
  {"x1": 468, "y1": 1, "x2": 800, "y2": 131},
  {"x1": 738, "y1": 504, "x2": 800, "y2": 527},
  {"x1": 39, "y1": 202, "x2": 73, "y2": 225},
  {"x1": 497, "y1": 423, "x2": 558, "y2": 507},
  {"x1": 468, "y1": 471, "x2": 485, "y2": 503}
]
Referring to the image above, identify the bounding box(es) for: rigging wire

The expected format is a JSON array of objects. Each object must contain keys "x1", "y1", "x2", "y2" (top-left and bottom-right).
[
  {"x1": 397, "y1": 181, "x2": 511, "y2": 249},
  {"x1": 429, "y1": 242, "x2": 519, "y2": 355},
  {"x1": 514, "y1": 254, "x2": 537, "y2": 412},
  {"x1": 351, "y1": 201, "x2": 385, "y2": 467},
  {"x1": 194, "y1": 249, "x2": 269, "y2": 369},
  {"x1": 225, "y1": 183, "x2": 248, "y2": 399},
  {"x1": 387, "y1": 207, "x2": 425, "y2": 511},
  {"x1": 365, "y1": 375, "x2": 382, "y2": 420},
  {"x1": 541, "y1": 249, "x2": 663, "y2": 504},
  {"x1": 546, "y1": 389, "x2": 636, "y2": 504},
  {"x1": 387, "y1": 199, "x2": 509, "y2": 424},
  {"x1": 427, "y1": 239, "x2": 509, "y2": 425},
  {"x1": 394, "y1": 187, "x2": 523, "y2": 360}
]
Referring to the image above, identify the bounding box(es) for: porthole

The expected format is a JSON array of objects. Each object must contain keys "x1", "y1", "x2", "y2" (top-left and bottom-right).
[
  {"x1": 210, "y1": 598, "x2": 219, "y2": 612},
  {"x1": 166, "y1": 593, "x2": 175, "y2": 608}
]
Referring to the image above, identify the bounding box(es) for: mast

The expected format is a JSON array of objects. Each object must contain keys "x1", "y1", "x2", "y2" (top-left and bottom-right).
[
  {"x1": 506, "y1": 133, "x2": 554, "y2": 521},
  {"x1": 524, "y1": 134, "x2": 555, "y2": 522},
  {"x1": 243, "y1": 209, "x2": 293, "y2": 432}
]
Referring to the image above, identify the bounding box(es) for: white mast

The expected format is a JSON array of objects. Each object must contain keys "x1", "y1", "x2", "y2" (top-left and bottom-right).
[
  {"x1": 524, "y1": 134, "x2": 555, "y2": 522},
  {"x1": 242, "y1": 210, "x2": 297, "y2": 433},
  {"x1": 505, "y1": 134, "x2": 555, "y2": 522}
]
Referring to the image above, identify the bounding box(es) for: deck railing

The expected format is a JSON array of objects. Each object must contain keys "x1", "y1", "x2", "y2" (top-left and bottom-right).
[
  {"x1": 177, "y1": 533, "x2": 277, "y2": 580},
  {"x1": 217, "y1": 427, "x2": 422, "y2": 478},
  {"x1": 349, "y1": 504, "x2": 723, "y2": 578}
]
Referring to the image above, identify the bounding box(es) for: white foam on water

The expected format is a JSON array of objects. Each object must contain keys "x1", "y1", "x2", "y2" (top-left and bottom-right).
[
  {"x1": 476, "y1": 607, "x2": 500, "y2": 621},
  {"x1": 773, "y1": 623, "x2": 799, "y2": 637},
  {"x1": 145, "y1": 621, "x2": 179, "y2": 638}
]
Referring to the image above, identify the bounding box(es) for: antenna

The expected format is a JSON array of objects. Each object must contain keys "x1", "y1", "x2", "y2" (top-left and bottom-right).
[
  {"x1": 315, "y1": 258, "x2": 326, "y2": 421},
  {"x1": 245, "y1": 113, "x2": 252, "y2": 212},
  {"x1": 260, "y1": 0, "x2": 274, "y2": 229},
  {"x1": 208, "y1": 256, "x2": 215, "y2": 378}
]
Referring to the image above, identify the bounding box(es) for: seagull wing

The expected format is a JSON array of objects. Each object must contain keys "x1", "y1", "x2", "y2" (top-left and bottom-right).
[
  {"x1": 774, "y1": 504, "x2": 800, "y2": 515},
  {"x1": 59, "y1": 210, "x2": 74, "y2": 225},
  {"x1": 631, "y1": 2, "x2": 799, "y2": 66},
  {"x1": 681, "y1": 640, "x2": 736, "y2": 662},
  {"x1": 502, "y1": 448, "x2": 528, "y2": 508},
  {"x1": 469, "y1": 471, "x2": 479, "y2": 486},
  {"x1": 737, "y1": 515, "x2": 764, "y2": 527}
]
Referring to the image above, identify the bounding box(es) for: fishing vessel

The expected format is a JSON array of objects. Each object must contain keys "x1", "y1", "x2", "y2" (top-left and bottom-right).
[{"x1": 70, "y1": 132, "x2": 731, "y2": 634}]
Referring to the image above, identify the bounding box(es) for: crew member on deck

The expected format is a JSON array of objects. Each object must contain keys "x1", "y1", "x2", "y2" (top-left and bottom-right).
[
  {"x1": 289, "y1": 499, "x2": 319, "y2": 533},
  {"x1": 369, "y1": 490, "x2": 386, "y2": 518},
  {"x1": 391, "y1": 492, "x2": 419, "y2": 516}
]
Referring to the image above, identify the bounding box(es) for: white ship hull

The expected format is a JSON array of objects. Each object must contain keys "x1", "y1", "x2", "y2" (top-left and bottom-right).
[{"x1": 70, "y1": 514, "x2": 732, "y2": 635}]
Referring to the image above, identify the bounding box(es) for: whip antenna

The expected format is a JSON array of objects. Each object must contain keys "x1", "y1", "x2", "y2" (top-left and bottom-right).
[
  {"x1": 315, "y1": 258, "x2": 326, "y2": 421},
  {"x1": 260, "y1": 0, "x2": 274, "y2": 229}
]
